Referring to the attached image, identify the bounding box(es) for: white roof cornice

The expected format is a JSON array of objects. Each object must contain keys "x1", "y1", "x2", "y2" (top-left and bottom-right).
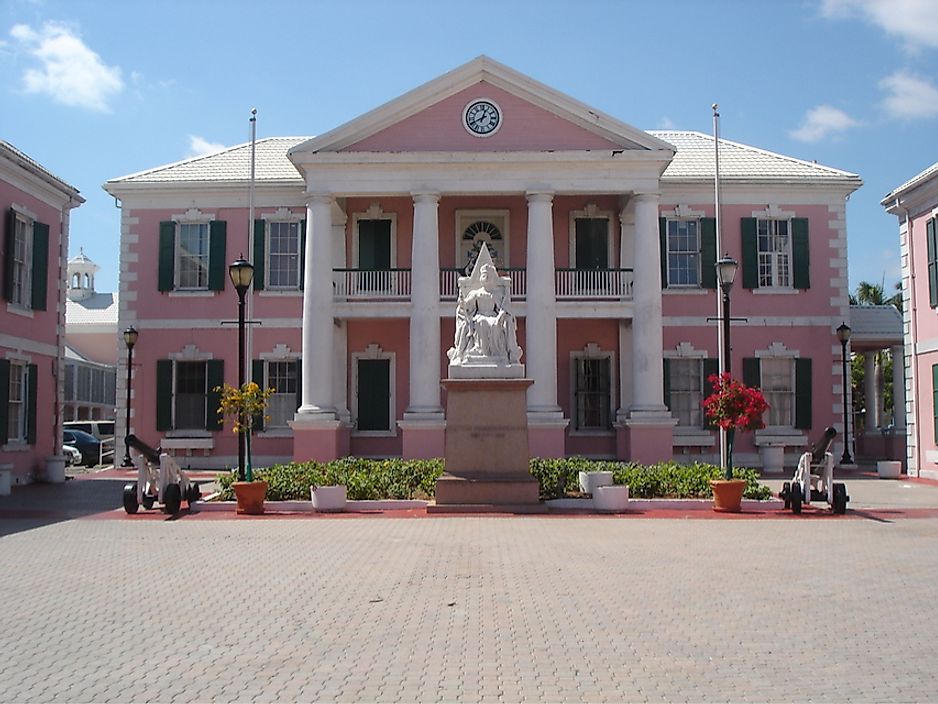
[{"x1": 289, "y1": 55, "x2": 675, "y2": 157}]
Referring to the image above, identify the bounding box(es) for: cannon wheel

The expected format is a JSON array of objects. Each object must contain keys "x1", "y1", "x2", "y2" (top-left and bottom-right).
[
  {"x1": 186, "y1": 483, "x2": 200, "y2": 507},
  {"x1": 781, "y1": 481, "x2": 791, "y2": 509},
  {"x1": 162, "y1": 483, "x2": 182, "y2": 515},
  {"x1": 122, "y1": 484, "x2": 139, "y2": 515},
  {"x1": 832, "y1": 483, "x2": 848, "y2": 515},
  {"x1": 791, "y1": 483, "x2": 803, "y2": 515},
  {"x1": 142, "y1": 494, "x2": 155, "y2": 510}
]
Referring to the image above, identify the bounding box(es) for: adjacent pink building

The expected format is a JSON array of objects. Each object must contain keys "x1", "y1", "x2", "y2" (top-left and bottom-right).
[
  {"x1": 104, "y1": 57, "x2": 861, "y2": 471},
  {"x1": 884, "y1": 161, "x2": 938, "y2": 478},
  {"x1": 1, "y1": 141, "x2": 83, "y2": 487}
]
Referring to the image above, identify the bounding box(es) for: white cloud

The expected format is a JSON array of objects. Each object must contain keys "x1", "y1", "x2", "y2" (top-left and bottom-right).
[
  {"x1": 187, "y1": 135, "x2": 226, "y2": 157},
  {"x1": 789, "y1": 105, "x2": 860, "y2": 142},
  {"x1": 9, "y1": 22, "x2": 123, "y2": 112},
  {"x1": 820, "y1": 0, "x2": 938, "y2": 49},
  {"x1": 879, "y1": 70, "x2": 938, "y2": 119}
]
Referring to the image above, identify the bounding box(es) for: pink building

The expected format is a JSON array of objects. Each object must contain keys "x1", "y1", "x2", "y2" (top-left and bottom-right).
[
  {"x1": 884, "y1": 161, "x2": 938, "y2": 478},
  {"x1": 105, "y1": 57, "x2": 860, "y2": 471},
  {"x1": 1, "y1": 141, "x2": 83, "y2": 487}
]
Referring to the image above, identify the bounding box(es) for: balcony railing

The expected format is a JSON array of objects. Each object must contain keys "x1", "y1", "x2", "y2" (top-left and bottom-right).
[{"x1": 333, "y1": 267, "x2": 633, "y2": 301}]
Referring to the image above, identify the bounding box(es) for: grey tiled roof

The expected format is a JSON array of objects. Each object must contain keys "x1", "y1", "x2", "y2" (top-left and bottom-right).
[
  {"x1": 0, "y1": 140, "x2": 83, "y2": 199},
  {"x1": 848, "y1": 304, "x2": 902, "y2": 346},
  {"x1": 66, "y1": 293, "x2": 118, "y2": 325},
  {"x1": 883, "y1": 160, "x2": 938, "y2": 202},
  {"x1": 649, "y1": 131, "x2": 860, "y2": 184}
]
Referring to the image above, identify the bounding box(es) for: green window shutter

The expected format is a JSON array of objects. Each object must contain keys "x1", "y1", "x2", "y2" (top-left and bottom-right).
[
  {"x1": 0, "y1": 360, "x2": 8, "y2": 445},
  {"x1": 205, "y1": 359, "x2": 224, "y2": 431},
  {"x1": 662, "y1": 358, "x2": 671, "y2": 410},
  {"x1": 659, "y1": 217, "x2": 668, "y2": 289},
  {"x1": 252, "y1": 219, "x2": 266, "y2": 291},
  {"x1": 700, "y1": 218, "x2": 717, "y2": 289},
  {"x1": 741, "y1": 218, "x2": 759, "y2": 289},
  {"x1": 156, "y1": 360, "x2": 173, "y2": 431},
  {"x1": 4, "y1": 209, "x2": 16, "y2": 301},
  {"x1": 30, "y1": 222, "x2": 49, "y2": 311},
  {"x1": 26, "y1": 363, "x2": 37, "y2": 445},
  {"x1": 703, "y1": 358, "x2": 720, "y2": 429},
  {"x1": 295, "y1": 358, "x2": 303, "y2": 411},
  {"x1": 208, "y1": 221, "x2": 227, "y2": 292},
  {"x1": 791, "y1": 218, "x2": 810, "y2": 290},
  {"x1": 299, "y1": 219, "x2": 306, "y2": 290},
  {"x1": 933, "y1": 364, "x2": 938, "y2": 442},
  {"x1": 357, "y1": 358, "x2": 390, "y2": 431},
  {"x1": 158, "y1": 222, "x2": 176, "y2": 292},
  {"x1": 927, "y1": 219, "x2": 938, "y2": 307},
  {"x1": 252, "y1": 359, "x2": 265, "y2": 432},
  {"x1": 742, "y1": 357, "x2": 761, "y2": 389},
  {"x1": 794, "y1": 358, "x2": 813, "y2": 430}
]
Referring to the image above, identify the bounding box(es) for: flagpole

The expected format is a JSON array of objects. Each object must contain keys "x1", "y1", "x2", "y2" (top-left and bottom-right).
[
  {"x1": 713, "y1": 103, "x2": 727, "y2": 470},
  {"x1": 246, "y1": 108, "x2": 257, "y2": 477}
]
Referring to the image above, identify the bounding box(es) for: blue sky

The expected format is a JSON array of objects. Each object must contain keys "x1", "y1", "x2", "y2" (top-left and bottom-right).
[{"x1": 3, "y1": 0, "x2": 937, "y2": 294}]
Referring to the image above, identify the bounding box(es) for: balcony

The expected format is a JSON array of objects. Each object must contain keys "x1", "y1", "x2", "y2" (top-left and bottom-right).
[{"x1": 332, "y1": 268, "x2": 634, "y2": 301}]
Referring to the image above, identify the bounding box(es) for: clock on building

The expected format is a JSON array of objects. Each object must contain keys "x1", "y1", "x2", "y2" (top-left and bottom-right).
[{"x1": 463, "y1": 99, "x2": 502, "y2": 136}]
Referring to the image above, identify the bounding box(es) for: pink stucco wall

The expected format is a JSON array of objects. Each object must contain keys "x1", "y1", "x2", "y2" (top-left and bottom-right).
[
  {"x1": 0, "y1": 177, "x2": 68, "y2": 482},
  {"x1": 67, "y1": 331, "x2": 118, "y2": 365},
  {"x1": 343, "y1": 82, "x2": 621, "y2": 153}
]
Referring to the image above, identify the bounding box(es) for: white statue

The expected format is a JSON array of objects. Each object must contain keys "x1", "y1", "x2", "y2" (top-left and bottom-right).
[{"x1": 448, "y1": 243, "x2": 523, "y2": 377}]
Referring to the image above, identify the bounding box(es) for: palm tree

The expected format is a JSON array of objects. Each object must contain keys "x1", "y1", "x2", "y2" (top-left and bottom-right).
[{"x1": 852, "y1": 280, "x2": 901, "y2": 429}]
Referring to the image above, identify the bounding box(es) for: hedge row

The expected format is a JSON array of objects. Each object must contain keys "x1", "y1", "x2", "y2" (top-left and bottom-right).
[{"x1": 216, "y1": 457, "x2": 771, "y2": 502}]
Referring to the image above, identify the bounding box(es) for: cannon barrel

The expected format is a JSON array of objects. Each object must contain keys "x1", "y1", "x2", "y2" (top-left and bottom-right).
[
  {"x1": 810, "y1": 426, "x2": 838, "y2": 463},
  {"x1": 125, "y1": 434, "x2": 161, "y2": 464}
]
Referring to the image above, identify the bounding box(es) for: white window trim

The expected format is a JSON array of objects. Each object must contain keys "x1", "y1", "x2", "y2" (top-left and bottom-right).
[
  {"x1": 257, "y1": 346, "x2": 300, "y2": 434},
  {"x1": 6, "y1": 361, "x2": 28, "y2": 444},
  {"x1": 754, "y1": 215, "x2": 794, "y2": 290},
  {"x1": 9, "y1": 210, "x2": 33, "y2": 311},
  {"x1": 455, "y1": 209, "x2": 510, "y2": 271},
  {"x1": 664, "y1": 217, "x2": 703, "y2": 288},
  {"x1": 664, "y1": 343, "x2": 709, "y2": 436},
  {"x1": 165, "y1": 345, "x2": 214, "y2": 433},
  {"x1": 569, "y1": 343, "x2": 616, "y2": 436},
  {"x1": 351, "y1": 344, "x2": 396, "y2": 437},
  {"x1": 262, "y1": 208, "x2": 304, "y2": 291},
  {"x1": 352, "y1": 205, "x2": 398, "y2": 270},
  {"x1": 568, "y1": 204, "x2": 614, "y2": 270},
  {"x1": 755, "y1": 342, "x2": 799, "y2": 432}
]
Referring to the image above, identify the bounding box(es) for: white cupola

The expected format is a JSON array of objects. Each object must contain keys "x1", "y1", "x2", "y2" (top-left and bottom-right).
[{"x1": 66, "y1": 249, "x2": 100, "y2": 301}]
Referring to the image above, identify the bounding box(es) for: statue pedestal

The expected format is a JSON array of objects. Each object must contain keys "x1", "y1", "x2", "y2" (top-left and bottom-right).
[{"x1": 431, "y1": 378, "x2": 542, "y2": 512}]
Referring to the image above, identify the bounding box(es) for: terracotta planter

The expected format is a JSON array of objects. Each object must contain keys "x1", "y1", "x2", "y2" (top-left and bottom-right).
[
  {"x1": 710, "y1": 478, "x2": 747, "y2": 513},
  {"x1": 233, "y1": 481, "x2": 268, "y2": 515}
]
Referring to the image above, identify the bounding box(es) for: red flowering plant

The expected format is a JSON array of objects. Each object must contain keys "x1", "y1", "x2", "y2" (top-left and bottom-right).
[{"x1": 702, "y1": 373, "x2": 769, "y2": 479}]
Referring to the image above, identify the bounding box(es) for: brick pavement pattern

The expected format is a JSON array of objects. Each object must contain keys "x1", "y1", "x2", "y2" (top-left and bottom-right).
[{"x1": 1, "y1": 513, "x2": 938, "y2": 703}]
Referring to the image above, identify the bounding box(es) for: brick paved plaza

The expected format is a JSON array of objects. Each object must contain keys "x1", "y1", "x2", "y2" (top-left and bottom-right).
[{"x1": 2, "y1": 478, "x2": 938, "y2": 703}]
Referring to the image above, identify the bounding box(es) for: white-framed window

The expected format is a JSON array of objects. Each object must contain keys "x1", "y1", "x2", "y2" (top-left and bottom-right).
[
  {"x1": 265, "y1": 360, "x2": 298, "y2": 428},
  {"x1": 7, "y1": 362, "x2": 27, "y2": 442},
  {"x1": 174, "y1": 361, "x2": 207, "y2": 430},
  {"x1": 267, "y1": 221, "x2": 301, "y2": 289},
  {"x1": 11, "y1": 212, "x2": 32, "y2": 308},
  {"x1": 670, "y1": 359, "x2": 704, "y2": 427},
  {"x1": 176, "y1": 222, "x2": 210, "y2": 290},
  {"x1": 666, "y1": 219, "x2": 700, "y2": 287},
  {"x1": 761, "y1": 357, "x2": 795, "y2": 427},
  {"x1": 757, "y1": 219, "x2": 791, "y2": 288},
  {"x1": 571, "y1": 344, "x2": 615, "y2": 432}
]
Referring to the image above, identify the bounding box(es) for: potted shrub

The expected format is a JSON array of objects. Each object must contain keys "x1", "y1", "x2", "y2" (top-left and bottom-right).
[
  {"x1": 311, "y1": 458, "x2": 349, "y2": 512},
  {"x1": 702, "y1": 373, "x2": 768, "y2": 512},
  {"x1": 216, "y1": 381, "x2": 273, "y2": 514}
]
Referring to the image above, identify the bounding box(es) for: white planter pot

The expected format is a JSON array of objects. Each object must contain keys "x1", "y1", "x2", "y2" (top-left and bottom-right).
[
  {"x1": 0, "y1": 469, "x2": 11, "y2": 496},
  {"x1": 594, "y1": 485, "x2": 629, "y2": 513},
  {"x1": 45, "y1": 456, "x2": 67, "y2": 484},
  {"x1": 578, "y1": 471, "x2": 613, "y2": 496},
  {"x1": 759, "y1": 444, "x2": 786, "y2": 474},
  {"x1": 877, "y1": 460, "x2": 901, "y2": 479},
  {"x1": 311, "y1": 485, "x2": 347, "y2": 512}
]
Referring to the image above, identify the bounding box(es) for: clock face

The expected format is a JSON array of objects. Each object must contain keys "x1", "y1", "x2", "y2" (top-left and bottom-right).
[{"x1": 463, "y1": 99, "x2": 501, "y2": 136}]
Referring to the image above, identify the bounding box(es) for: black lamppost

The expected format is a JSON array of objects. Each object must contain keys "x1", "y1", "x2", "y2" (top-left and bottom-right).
[
  {"x1": 228, "y1": 257, "x2": 254, "y2": 481},
  {"x1": 837, "y1": 322, "x2": 853, "y2": 464},
  {"x1": 121, "y1": 326, "x2": 138, "y2": 467},
  {"x1": 716, "y1": 255, "x2": 738, "y2": 479}
]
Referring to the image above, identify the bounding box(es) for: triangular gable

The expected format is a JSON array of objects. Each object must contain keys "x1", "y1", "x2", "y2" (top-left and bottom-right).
[{"x1": 290, "y1": 56, "x2": 673, "y2": 156}]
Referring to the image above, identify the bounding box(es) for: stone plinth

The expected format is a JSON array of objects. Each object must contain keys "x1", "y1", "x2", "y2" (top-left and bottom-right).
[{"x1": 432, "y1": 378, "x2": 541, "y2": 511}]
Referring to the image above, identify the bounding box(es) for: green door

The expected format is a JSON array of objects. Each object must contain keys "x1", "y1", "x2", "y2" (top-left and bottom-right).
[
  {"x1": 357, "y1": 359, "x2": 390, "y2": 431},
  {"x1": 575, "y1": 218, "x2": 608, "y2": 270}
]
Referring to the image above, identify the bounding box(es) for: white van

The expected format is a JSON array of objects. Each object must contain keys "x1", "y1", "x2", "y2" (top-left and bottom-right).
[{"x1": 63, "y1": 420, "x2": 115, "y2": 440}]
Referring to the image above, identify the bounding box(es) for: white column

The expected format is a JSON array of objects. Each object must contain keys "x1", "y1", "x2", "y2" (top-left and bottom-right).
[
  {"x1": 297, "y1": 194, "x2": 335, "y2": 418},
  {"x1": 407, "y1": 192, "x2": 443, "y2": 416},
  {"x1": 892, "y1": 345, "x2": 906, "y2": 430},
  {"x1": 864, "y1": 352, "x2": 879, "y2": 430},
  {"x1": 630, "y1": 193, "x2": 668, "y2": 413},
  {"x1": 525, "y1": 192, "x2": 560, "y2": 414}
]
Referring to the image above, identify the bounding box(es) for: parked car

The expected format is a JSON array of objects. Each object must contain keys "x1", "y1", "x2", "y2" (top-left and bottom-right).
[
  {"x1": 63, "y1": 420, "x2": 115, "y2": 440},
  {"x1": 62, "y1": 444, "x2": 82, "y2": 467},
  {"x1": 63, "y1": 429, "x2": 112, "y2": 468}
]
